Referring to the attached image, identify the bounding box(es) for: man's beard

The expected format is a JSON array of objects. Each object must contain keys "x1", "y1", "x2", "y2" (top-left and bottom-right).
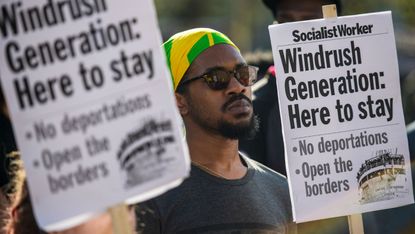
[
  {"x1": 217, "y1": 114, "x2": 259, "y2": 140},
  {"x1": 187, "y1": 93, "x2": 259, "y2": 140}
]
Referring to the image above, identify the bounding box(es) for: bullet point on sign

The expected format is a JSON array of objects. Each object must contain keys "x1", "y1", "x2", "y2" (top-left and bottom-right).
[
  {"x1": 33, "y1": 160, "x2": 39, "y2": 168},
  {"x1": 293, "y1": 147, "x2": 297, "y2": 152},
  {"x1": 295, "y1": 169, "x2": 300, "y2": 174},
  {"x1": 26, "y1": 132, "x2": 32, "y2": 139}
]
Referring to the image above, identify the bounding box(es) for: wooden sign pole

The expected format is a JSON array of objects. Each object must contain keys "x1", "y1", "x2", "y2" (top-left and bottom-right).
[
  {"x1": 348, "y1": 213, "x2": 365, "y2": 234},
  {"x1": 108, "y1": 203, "x2": 133, "y2": 234},
  {"x1": 322, "y1": 4, "x2": 338, "y2": 18},
  {"x1": 322, "y1": 4, "x2": 365, "y2": 234}
]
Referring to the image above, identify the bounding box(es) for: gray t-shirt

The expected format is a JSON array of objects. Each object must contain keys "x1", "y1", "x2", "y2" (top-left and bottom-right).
[{"x1": 135, "y1": 155, "x2": 296, "y2": 233}]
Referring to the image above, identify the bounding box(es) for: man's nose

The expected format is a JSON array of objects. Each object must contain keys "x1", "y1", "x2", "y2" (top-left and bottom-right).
[{"x1": 226, "y1": 75, "x2": 247, "y2": 95}]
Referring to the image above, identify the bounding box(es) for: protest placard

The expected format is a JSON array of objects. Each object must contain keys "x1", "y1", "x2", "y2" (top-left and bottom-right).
[
  {"x1": 0, "y1": 0, "x2": 190, "y2": 230},
  {"x1": 269, "y1": 11, "x2": 414, "y2": 223}
]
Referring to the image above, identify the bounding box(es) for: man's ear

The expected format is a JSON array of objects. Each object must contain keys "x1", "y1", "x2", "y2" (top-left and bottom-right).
[{"x1": 175, "y1": 92, "x2": 188, "y2": 115}]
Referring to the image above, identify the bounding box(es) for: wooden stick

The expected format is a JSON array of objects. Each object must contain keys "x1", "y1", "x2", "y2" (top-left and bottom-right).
[
  {"x1": 323, "y1": 4, "x2": 363, "y2": 234},
  {"x1": 348, "y1": 214, "x2": 365, "y2": 234},
  {"x1": 322, "y1": 4, "x2": 338, "y2": 18},
  {"x1": 108, "y1": 203, "x2": 133, "y2": 234}
]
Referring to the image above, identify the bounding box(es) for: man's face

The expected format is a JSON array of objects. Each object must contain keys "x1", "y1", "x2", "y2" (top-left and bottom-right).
[
  {"x1": 178, "y1": 44, "x2": 258, "y2": 139},
  {"x1": 276, "y1": 0, "x2": 326, "y2": 23}
]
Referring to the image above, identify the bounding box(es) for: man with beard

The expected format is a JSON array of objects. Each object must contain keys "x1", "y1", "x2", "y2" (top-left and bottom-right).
[{"x1": 135, "y1": 28, "x2": 296, "y2": 233}]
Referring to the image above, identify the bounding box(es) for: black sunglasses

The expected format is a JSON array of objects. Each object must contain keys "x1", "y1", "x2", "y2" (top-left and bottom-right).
[{"x1": 180, "y1": 65, "x2": 259, "y2": 90}]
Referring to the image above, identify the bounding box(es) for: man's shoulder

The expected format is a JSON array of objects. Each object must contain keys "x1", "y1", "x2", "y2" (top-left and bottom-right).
[
  {"x1": 242, "y1": 154, "x2": 292, "y2": 218},
  {"x1": 243, "y1": 154, "x2": 287, "y2": 184},
  {"x1": 137, "y1": 169, "x2": 201, "y2": 210}
]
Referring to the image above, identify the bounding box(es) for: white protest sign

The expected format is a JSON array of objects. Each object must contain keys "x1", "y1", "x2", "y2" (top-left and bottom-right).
[
  {"x1": 269, "y1": 11, "x2": 414, "y2": 222},
  {"x1": 0, "y1": 0, "x2": 190, "y2": 230}
]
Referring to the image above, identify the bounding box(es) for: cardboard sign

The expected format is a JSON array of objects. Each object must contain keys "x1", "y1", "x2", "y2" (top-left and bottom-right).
[
  {"x1": 269, "y1": 11, "x2": 413, "y2": 222},
  {"x1": 0, "y1": 0, "x2": 190, "y2": 230}
]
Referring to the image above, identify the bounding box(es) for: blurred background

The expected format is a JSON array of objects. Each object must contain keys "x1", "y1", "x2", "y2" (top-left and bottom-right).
[{"x1": 154, "y1": 0, "x2": 415, "y2": 125}]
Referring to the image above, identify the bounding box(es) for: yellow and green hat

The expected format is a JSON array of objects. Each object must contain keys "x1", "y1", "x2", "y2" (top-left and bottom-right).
[{"x1": 162, "y1": 28, "x2": 238, "y2": 90}]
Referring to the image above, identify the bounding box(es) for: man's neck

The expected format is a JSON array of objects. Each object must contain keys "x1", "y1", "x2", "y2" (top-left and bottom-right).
[{"x1": 185, "y1": 125, "x2": 247, "y2": 179}]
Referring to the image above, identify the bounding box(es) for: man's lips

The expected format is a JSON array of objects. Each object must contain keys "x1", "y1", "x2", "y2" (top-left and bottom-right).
[
  {"x1": 221, "y1": 94, "x2": 253, "y2": 116},
  {"x1": 226, "y1": 99, "x2": 252, "y2": 114}
]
